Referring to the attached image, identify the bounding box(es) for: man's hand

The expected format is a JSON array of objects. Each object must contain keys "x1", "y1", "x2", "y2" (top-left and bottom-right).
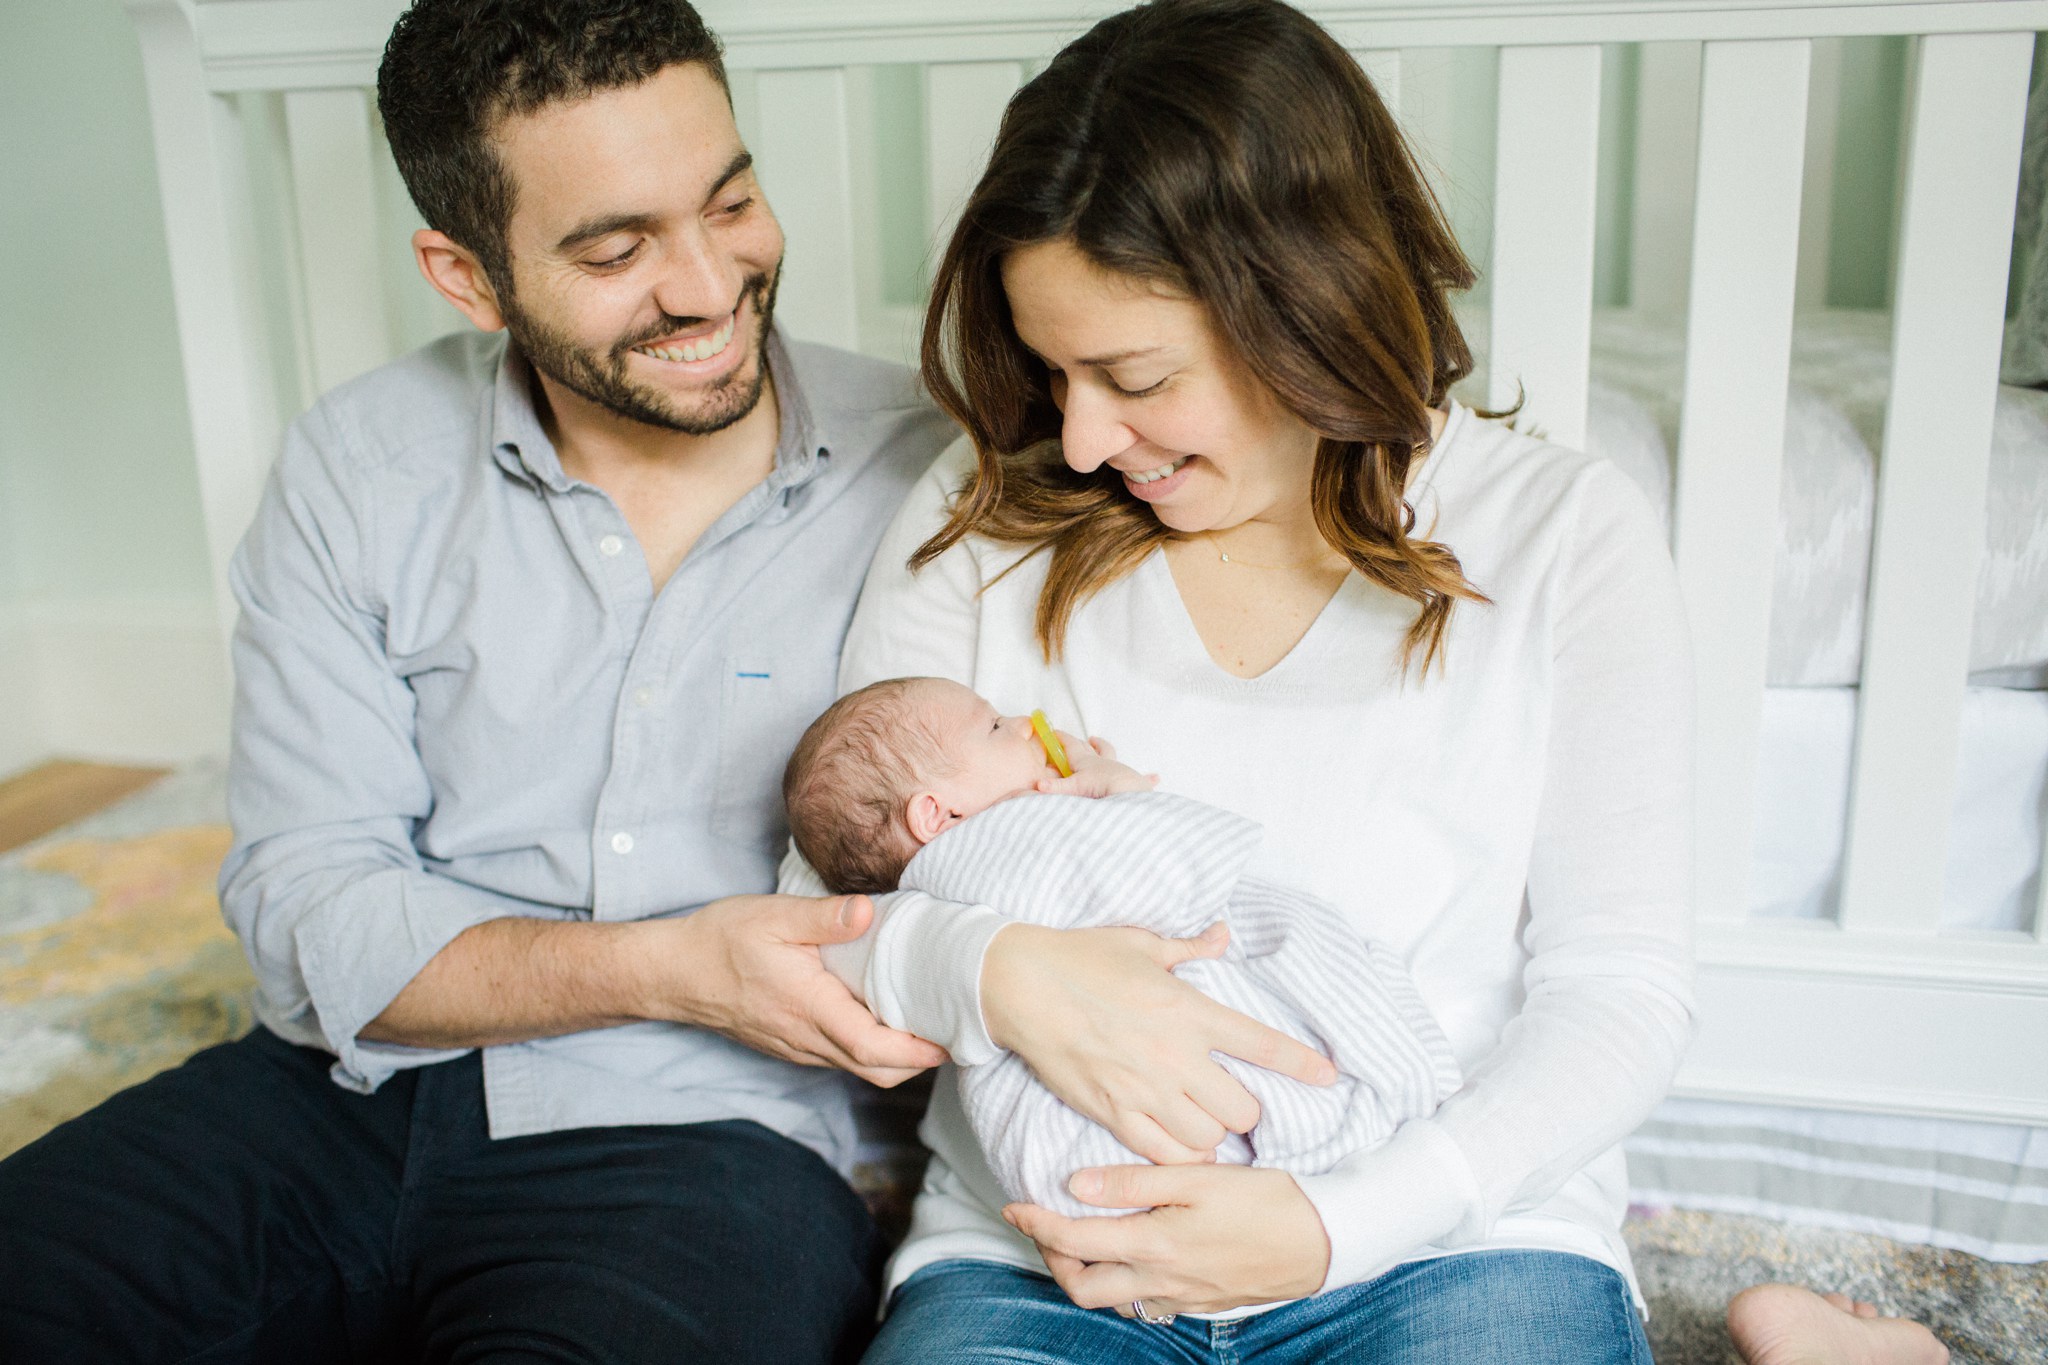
[
  {"x1": 1034, "y1": 733, "x2": 1159, "y2": 799},
  {"x1": 656, "y1": 892, "x2": 949, "y2": 1087},
  {"x1": 362, "y1": 897, "x2": 948, "y2": 1088}
]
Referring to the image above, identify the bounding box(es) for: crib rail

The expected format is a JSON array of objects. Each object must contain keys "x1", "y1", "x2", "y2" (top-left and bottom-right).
[{"x1": 129, "y1": 0, "x2": 2048, "y2": 1123}]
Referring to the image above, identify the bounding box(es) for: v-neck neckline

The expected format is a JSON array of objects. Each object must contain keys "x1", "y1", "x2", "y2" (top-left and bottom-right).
[
  {"x1": 1144, "y1": 548, "x2": 1359, "y2": 684},
  {"x1": 1132, "y1": 400, "x2": 1468, "y2": 686}
]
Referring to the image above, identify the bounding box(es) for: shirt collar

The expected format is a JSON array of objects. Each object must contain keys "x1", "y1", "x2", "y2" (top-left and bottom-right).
[{"x1": 486, "y1": 326, "x2": 831, "y2": 495}]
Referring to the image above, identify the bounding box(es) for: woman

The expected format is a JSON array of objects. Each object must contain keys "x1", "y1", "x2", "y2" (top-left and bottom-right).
[{"x1": 804, "y1": 3, "x2": 1934, "y2": 1361}]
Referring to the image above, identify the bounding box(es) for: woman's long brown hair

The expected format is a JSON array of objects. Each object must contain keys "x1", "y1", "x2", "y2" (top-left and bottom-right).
[{"x1": 915, "y1": 0, "x2": 1492, "y2": 674}]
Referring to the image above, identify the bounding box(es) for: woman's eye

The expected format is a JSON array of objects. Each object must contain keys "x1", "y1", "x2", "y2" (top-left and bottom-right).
[{"x1": 1112, "y1": 377, "x2": 1167, "y2": 398}]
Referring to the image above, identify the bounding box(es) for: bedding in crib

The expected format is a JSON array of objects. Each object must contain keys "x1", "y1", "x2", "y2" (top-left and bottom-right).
[{"x1": 1458, "y1": 305, "x2": 2048, "y2": 689}]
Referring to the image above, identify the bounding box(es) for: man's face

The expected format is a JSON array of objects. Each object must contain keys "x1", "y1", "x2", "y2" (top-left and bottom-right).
[{"x1": 490, "y1": 61, "x2": 784, "y2": 435}]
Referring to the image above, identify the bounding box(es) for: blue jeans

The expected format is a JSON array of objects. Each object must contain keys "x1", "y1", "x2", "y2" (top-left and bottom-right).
[{"x1": 866, "y1": 1251, "x2": 1652, "y2": 1364}]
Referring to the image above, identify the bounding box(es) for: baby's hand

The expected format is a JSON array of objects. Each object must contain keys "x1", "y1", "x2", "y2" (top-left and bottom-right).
[{"x1": 1035, "y1": 733, "x2": 1159, "y2": 799}]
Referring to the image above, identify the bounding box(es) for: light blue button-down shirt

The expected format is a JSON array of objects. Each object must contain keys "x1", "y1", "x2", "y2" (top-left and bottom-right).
[{"x1": 219, "y1": 327, "x2": 954, "y2": 1170}]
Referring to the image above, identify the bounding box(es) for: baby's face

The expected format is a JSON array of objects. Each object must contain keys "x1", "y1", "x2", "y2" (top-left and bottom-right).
[{"x1": 919, "y1": 679, "x2": 1057, "y2": 824}]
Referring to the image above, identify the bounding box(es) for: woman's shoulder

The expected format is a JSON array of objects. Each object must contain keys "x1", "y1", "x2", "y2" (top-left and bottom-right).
[
  {"x1": 1426, "y1": 403, "x2": 1665, "y2": 549},
  {"x1": 889, "y1": 434, "x2": 1048, "y2": 579}
]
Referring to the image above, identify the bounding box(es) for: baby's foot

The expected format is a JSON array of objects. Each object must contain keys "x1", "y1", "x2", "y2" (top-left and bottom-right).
[{"x1": 1726, "y1": 1283, "x2": 1949, "y2": 1365}]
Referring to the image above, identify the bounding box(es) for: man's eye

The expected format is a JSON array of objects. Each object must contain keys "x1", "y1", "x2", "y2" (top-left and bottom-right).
[
  {"x1": 717, "y1": 196, "x2": 755, "y2": 218},
  {"x1": 588, "y1": 243, "x2": 640, "y2": 269}
]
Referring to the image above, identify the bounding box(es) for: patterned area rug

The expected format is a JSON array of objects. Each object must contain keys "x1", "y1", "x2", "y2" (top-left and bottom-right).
[{"x1": 2, "y1": 764, "x2": 2042, "y2": 1362}]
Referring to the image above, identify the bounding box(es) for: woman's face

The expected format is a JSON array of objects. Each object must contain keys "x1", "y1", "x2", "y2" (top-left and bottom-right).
[{"x1": 1000, "y1": 238, "x2": 1321, "y2": 534}]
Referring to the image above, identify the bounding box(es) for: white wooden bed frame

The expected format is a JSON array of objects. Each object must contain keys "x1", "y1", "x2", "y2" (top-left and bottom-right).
[{"x1": 127, "y1": 0, "x2": 2048, "y2": 1127}]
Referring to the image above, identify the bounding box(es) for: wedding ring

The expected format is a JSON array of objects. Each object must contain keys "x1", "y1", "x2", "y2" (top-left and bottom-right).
[{"x1": 1131, "y1": 1299, "x2": 1177, "y2": 1326}]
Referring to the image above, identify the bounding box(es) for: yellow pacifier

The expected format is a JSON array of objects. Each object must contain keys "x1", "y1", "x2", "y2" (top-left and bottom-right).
[{"x1": 1029, "y1": 710, "x2": 1074, "y2": 778}]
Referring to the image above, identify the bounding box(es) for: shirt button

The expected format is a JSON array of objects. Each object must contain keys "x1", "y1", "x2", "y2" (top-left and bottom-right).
[
  {"x1": 598, "y1": 534, "x2": 624, "y2": 557},
  {"x1": 632, "y1": 687, "x2": 654, "y2": 708},
  {"x1": 611, "y1": 832, "x2": 634, "y2": 855}
]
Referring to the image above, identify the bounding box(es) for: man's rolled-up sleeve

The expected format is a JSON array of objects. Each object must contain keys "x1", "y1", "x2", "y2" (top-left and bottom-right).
[{"x1": 218, "y1": 405, "x2": 536, "y2": 1092}]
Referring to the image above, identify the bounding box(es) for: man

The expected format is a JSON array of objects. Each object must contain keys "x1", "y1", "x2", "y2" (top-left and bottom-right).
[{"x1": 0, "y1": 1, "x2": 953, "y2": 1359}]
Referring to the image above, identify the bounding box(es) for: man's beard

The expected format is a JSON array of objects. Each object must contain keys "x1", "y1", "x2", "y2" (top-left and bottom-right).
[{"x1": 502, "y1": 268, "x2": 779, "y2": 436}]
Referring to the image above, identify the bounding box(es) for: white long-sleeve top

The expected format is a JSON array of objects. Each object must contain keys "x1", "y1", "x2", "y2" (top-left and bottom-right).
[{"x1": 807, "y1": 401, "x2": 1696, "y2": 1306}]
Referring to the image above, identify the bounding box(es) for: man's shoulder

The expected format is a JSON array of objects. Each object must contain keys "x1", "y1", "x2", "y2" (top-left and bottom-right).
[
  {"x1": 780, "y1": 336, "x2": 957, "y2": 476},
  {"x1": 291, "y1": 331, "x2": 506, "y2": 477}
]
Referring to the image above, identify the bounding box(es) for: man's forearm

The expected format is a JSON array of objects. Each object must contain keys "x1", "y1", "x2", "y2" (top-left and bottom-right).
[{"x1": 360, "y1": 915, "x2": 675, "y2": 1049}]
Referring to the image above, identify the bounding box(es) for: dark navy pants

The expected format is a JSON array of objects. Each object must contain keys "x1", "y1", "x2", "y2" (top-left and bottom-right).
[{"x1": 0, "y1": 1028, "x2": 881, "y2": 1364}]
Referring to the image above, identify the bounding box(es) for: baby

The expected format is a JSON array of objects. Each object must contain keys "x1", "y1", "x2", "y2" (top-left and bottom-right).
[{"x1": 782, "y1": 676, "x2": 1462, "y2": 1218}]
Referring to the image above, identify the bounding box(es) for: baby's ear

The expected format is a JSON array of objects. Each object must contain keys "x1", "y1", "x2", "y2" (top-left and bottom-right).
[{"x1": 905, "y1": 791, "x2": 950, "y2": 846}]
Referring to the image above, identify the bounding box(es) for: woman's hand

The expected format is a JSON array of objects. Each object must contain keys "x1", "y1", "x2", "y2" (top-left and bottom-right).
[
  {"x1": 1003, "y1": 1164, "x2": 1332, "y2": 1316},
  {"x1": 981, "y1": 922, "x2": 1337, "y2": 1163}
]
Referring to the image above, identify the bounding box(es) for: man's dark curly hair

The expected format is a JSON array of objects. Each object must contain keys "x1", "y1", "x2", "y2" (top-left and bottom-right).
[{"x1": 377, "y1": 0, "x2": 727, "y2": 294}]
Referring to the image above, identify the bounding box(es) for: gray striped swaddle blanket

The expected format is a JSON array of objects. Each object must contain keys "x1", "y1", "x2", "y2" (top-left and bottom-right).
[{"x1": 900, "y1": 791, "x2": 1463, "y2": 1218}]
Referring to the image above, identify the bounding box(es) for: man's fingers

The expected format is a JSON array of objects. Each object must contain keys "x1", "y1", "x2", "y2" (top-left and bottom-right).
[
  {"x1": 812, "y1": 990, "x2": 948, "y2": 1071},
  {"x1": 1212, "y1": 1009, "x2": 1337, "y2": 1086}
]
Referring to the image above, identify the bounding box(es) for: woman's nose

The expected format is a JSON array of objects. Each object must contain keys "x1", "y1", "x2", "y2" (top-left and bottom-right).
[{"x1": 1059, "y1": 387, "x2": 1139, "y2": 474}]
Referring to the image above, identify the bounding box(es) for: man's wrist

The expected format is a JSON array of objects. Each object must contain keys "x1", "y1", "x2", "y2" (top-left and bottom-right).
[{"x1": 609, "y1": 914, "x2": 697, "y2": 1026}]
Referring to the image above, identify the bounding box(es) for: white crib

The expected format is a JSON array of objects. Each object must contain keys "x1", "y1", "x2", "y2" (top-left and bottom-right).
[{"x1": 126, "y1": 0, "x2": 2048, "y2": 1133}]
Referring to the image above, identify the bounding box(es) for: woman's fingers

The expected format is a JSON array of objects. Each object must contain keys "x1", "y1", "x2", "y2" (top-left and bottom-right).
[
  {"x1": 1070, "y1": 1162, "x2": 1200, "y2": 1211},
  {"x1": 1109, "y1": 1110, "x2": 1215, "y2": 1167},
  {"x1": 1006, "y1": 1201, "x2": 1151, "y2": 1264},
  {"x1": 1184, "y1": 1068, "x2": 1262, "y2": 1135},
  {"x1": 1148, "y1": 1093, "x2": 1229, "y2": 1158},
  {"x1": 1205, "y1": 1002, "x2": 1337, "y2": 1086},
  {"x1": 1148, "y1": 920, "x2": 1230, "y2": 969}
]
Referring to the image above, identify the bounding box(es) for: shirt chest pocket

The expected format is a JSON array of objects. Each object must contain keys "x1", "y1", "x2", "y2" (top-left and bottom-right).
[{"x1": 712, "y1": 649, "x2": 841, "y2": 851}]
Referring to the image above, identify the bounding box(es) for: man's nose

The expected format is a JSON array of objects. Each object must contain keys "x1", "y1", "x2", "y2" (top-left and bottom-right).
[
  {"x1": 650, "y1": 231, "x2": 743, "y2": 322},
  {"x1": 1059, "y1": 386, "x2": 1139, "y2": 474}
]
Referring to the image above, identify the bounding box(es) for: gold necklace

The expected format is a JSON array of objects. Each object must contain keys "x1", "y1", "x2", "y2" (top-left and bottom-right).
[{"x1": 1193, "y1": 529, "x2": 1349, "y2": 572}]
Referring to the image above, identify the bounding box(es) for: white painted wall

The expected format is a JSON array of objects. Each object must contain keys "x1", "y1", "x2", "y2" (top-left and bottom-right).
[{"x1": 0, "y1": 0, "x2": 229, "y2": 774}]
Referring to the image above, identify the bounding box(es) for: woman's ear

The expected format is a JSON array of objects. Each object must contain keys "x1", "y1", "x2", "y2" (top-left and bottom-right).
[{"x1": 905, "y1": 792, "x2": 953, "y2": 846}]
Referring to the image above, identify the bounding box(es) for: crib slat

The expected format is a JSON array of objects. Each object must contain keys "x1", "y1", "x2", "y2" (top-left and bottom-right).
[
  {"x1": 1628, "y1": 41, "x2": 1702, "y2": 314},
  {"x1": 924, "y1": 62, "x2": 1024, "y2": 265},
  {"x1": 1837, "y1": 32, "x2": 2035, "y2": 936},
  {"x1": 2036, "y1": 802, "x2": 2048, "y2": 942},
  {"x1": 282, "y1": 88, "x2": 393, "y2": 394},
  {"x1": 1354, "y1": 48, "x2": 1403, "y2": 120},
  {"x1": 1794, "y1": 37, "x2": 1844, "y2": 308},
  {"x1": 753, "y1": 68, "x2": 861, "y2": 351},
  {"x1": 1671, "y1": 40, "x2": 1810, "y2": 925},
  {"x1": 1488, "y1": 44, "x2": 1601, "y2": 448},
  {"x1": 130, "y1": 0, "x2": 284, "y2": 647}
]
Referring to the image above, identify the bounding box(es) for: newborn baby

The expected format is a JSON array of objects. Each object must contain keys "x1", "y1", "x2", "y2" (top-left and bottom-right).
[{"x1": 781, "y1": 676, "x2": 1462, "y2": 1218}]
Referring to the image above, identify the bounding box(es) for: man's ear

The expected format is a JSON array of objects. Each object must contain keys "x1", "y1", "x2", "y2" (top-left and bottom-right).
[
  {"x1": 904, "y1": 792, "x2": 958, "y2": 847},
  {"x1": 413, "y1": 228, "x2": 507, "y2": 333}
]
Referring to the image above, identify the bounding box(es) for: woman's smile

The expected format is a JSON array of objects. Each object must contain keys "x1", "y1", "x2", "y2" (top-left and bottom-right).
[{"x1": 1119, "y1": 454, "x2": 1192, "y2": 500}]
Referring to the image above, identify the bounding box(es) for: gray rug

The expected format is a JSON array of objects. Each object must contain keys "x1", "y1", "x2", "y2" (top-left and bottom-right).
[{"x1": 1627, "y1": 1205, "x2": 2048, "y2": 1363}]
